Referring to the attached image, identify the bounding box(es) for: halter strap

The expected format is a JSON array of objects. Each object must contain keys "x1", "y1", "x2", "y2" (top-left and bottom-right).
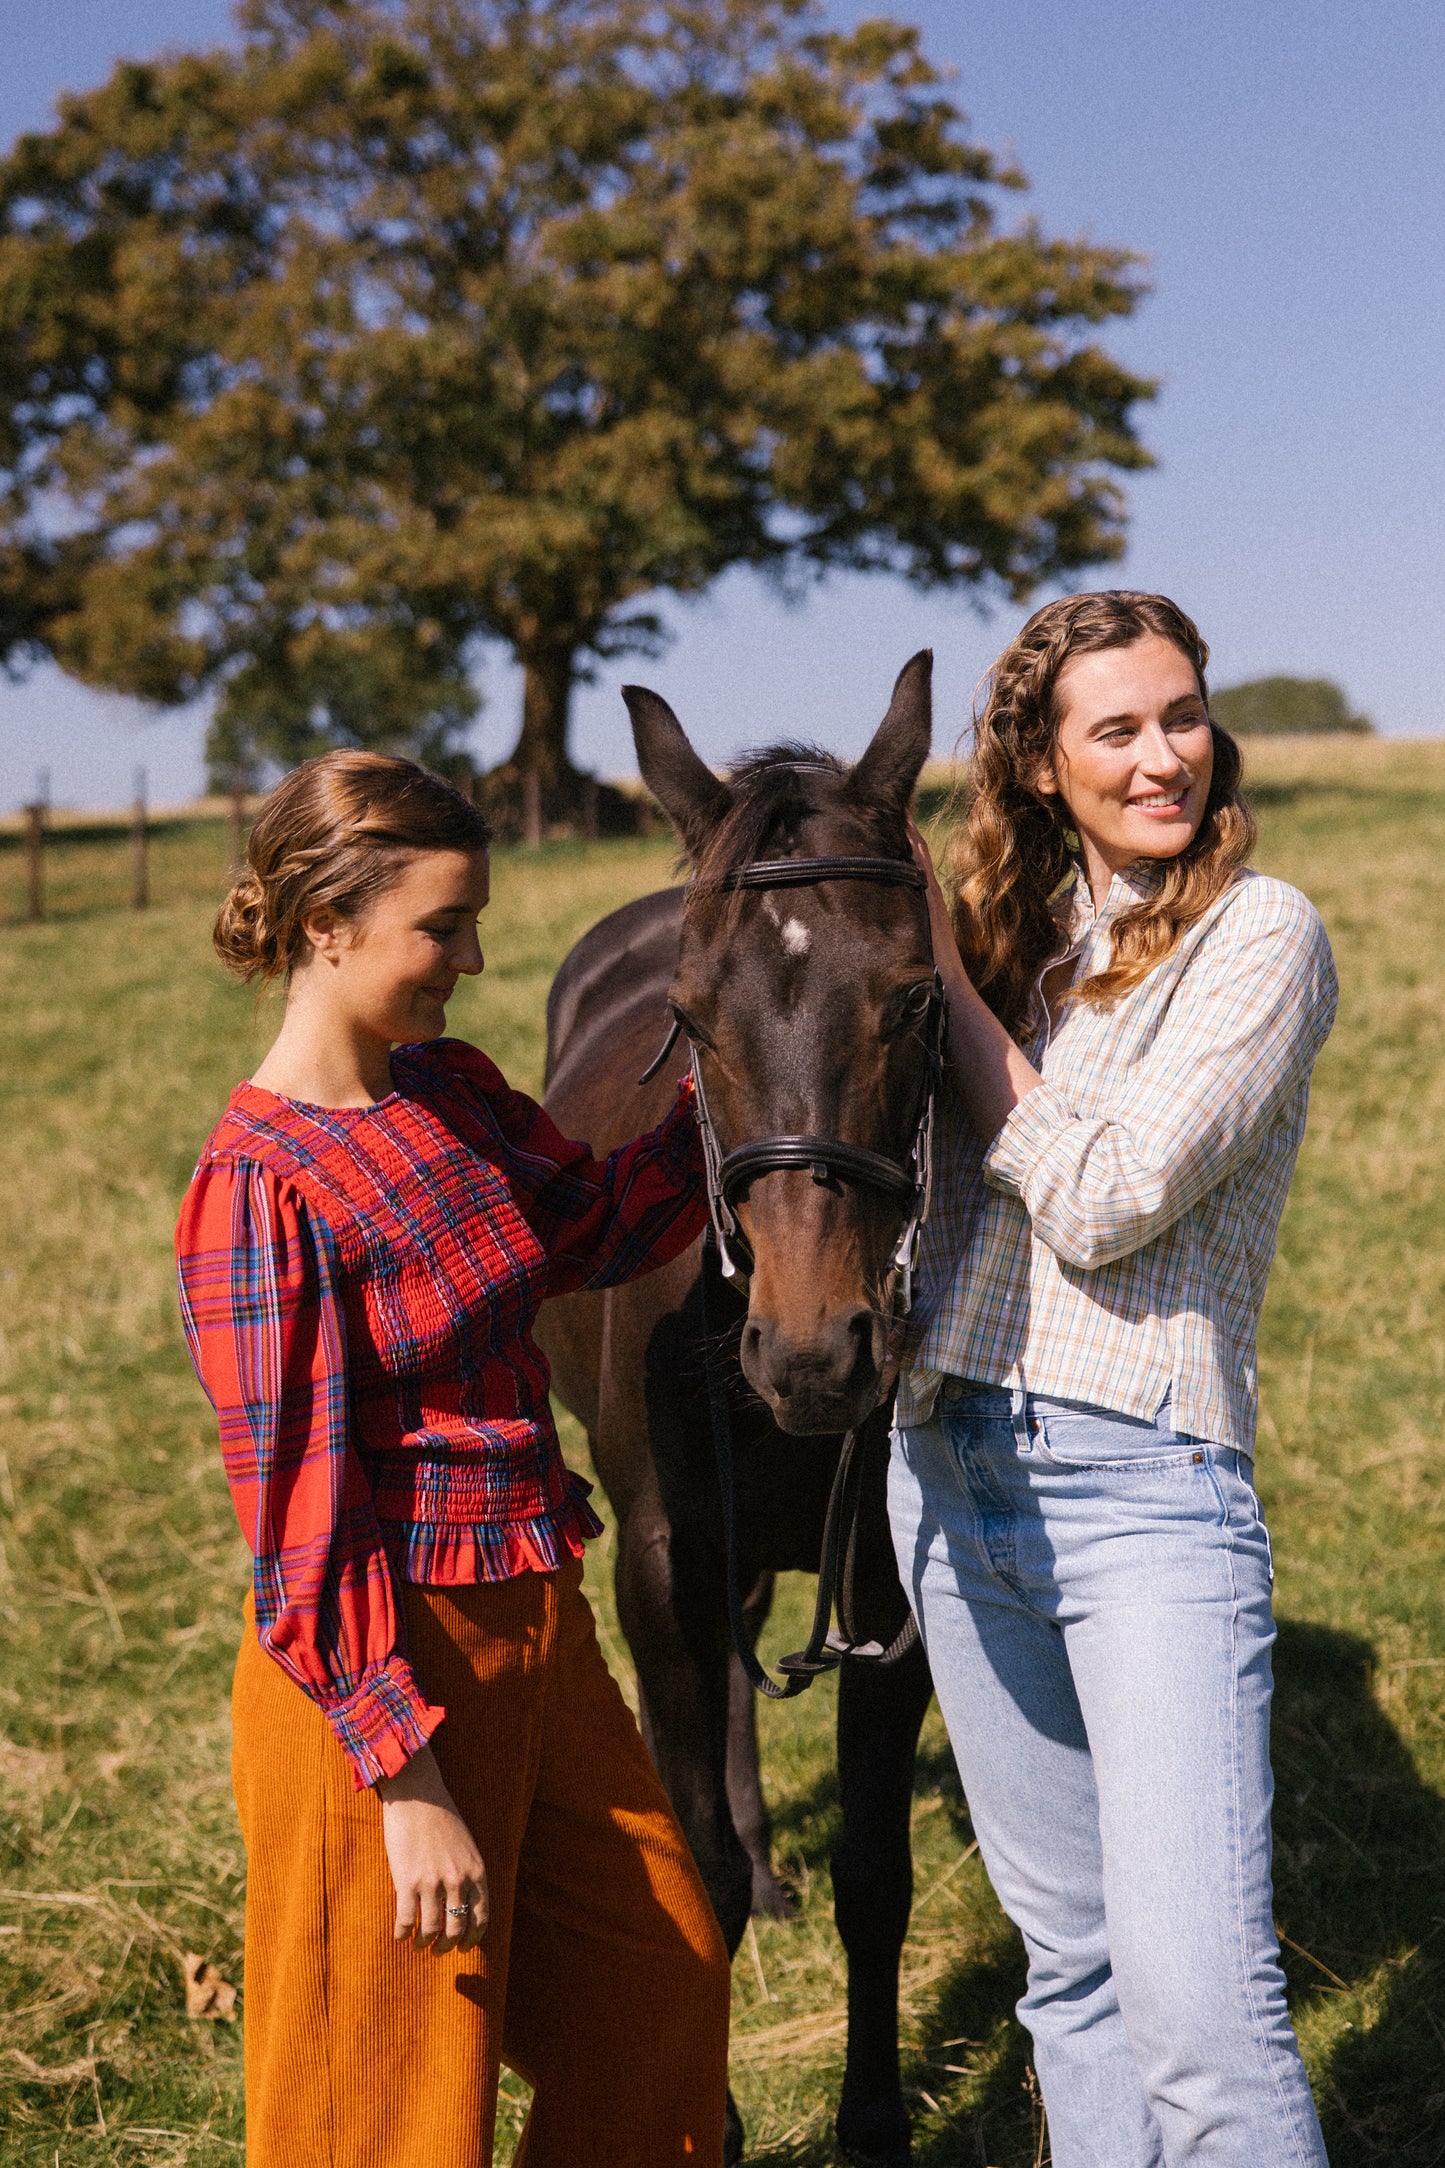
[{"x1": 636, "y1": 843, "x2": 943, "y2": 1309}]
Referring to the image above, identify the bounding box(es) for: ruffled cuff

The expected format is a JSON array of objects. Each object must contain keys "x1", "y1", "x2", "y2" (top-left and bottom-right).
[
  {"x1": 981, "y1": 1082, "x2": 1074, "y2": 1202},
  {"x1": 322, "y1": 1652, "x2": 446, "y2": 1792}
]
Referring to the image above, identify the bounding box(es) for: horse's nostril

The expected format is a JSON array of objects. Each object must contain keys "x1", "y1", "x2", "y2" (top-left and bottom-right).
[
  {"x1": 740, "y1": 1319, "x2": 764, "y2": 1368},
  {"x1": 845, "y1": 1308, "x2": 884, "y2": 1379}
]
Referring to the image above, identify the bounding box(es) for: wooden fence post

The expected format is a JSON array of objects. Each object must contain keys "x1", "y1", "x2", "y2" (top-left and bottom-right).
[
  {"x1": 523, "y1": 767, "x2": 542, "y2": 849},
  {"x1": 130, "y1": 767, "x2": 149, "y2": 910},
  {"x1": 581, "y1": 776, "x2": 599, "y2": 842},
  {"x1": 23, "y1": 803, "x2": 43, "y2": 923}
]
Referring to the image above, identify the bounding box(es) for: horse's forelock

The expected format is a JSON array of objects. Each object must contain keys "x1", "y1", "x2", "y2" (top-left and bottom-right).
[{"x1": 689, "y1": 742, "x2": 848, "y2": 888}]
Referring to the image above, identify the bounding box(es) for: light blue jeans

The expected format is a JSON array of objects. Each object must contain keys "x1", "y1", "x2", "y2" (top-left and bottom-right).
[{"x1": 889, "y1": 1382, "x2": 1328, "y2": 2168}]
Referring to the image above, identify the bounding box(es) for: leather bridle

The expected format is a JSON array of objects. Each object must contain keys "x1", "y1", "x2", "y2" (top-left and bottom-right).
[
  {"x1": 639, "y1": 845, "x2": 946, "y2": 1697},
  {"x1": 642, "y1": 852, "x2": 945, "y2": 1314}
]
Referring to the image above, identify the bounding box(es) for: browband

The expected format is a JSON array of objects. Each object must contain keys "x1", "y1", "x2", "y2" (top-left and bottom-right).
[{"x1": 714, "y1": 856, "x2": 925, "y2": 894}]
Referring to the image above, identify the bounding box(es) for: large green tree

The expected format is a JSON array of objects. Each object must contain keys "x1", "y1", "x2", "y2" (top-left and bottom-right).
[{"x1": 0, "y1": 0, "x2": 1153, "y2": 810}]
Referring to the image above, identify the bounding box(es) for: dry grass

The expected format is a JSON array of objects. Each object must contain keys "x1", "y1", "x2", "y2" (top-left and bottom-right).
[{"x1": 1, "y1": 739, "x2": 1443, "y2": 2162}]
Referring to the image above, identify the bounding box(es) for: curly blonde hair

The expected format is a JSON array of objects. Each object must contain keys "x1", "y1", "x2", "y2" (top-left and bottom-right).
[{"x1": 946, "y1": 591, "x2": 1256, "y2": 1040}]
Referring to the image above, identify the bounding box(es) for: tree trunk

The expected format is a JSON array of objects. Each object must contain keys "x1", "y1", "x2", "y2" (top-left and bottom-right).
[
  {"x1": 511, "y1": 644, "x2": 579, "y2": 802},
  {"x1": 481, "y1": 638, "x2": 641, "y2": 838}
]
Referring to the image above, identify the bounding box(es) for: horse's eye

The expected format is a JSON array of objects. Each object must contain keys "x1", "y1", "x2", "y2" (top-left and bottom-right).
[
  {"x1": 671, "y1": 1001, "x2": 711, "y2": 1051},
  {"x1": 880, "y1": 981, "x2": 932, "y2": 1043}
]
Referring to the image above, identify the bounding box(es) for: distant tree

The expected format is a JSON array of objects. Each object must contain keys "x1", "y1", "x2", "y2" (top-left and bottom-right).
[
  {"x1": 0, "y1": 0, "x2": 1154, "y2": 814},
  {"x1": 1211, "y1": 677, "x2": 1373, "y2": 737}
]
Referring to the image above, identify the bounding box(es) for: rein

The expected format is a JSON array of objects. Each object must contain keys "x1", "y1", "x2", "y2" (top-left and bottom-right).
[
  {"x1": 698, "y1": 1237, "x2": 920, "y2": 1699},
  {"x1": 641, "y1": 849, "x2": 944, "y2": 1697}
]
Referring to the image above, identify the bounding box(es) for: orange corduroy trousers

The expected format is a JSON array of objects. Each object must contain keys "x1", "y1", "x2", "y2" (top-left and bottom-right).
[{"x1": 231, "y1": 1555, "x2": 731, "y2": 2168}]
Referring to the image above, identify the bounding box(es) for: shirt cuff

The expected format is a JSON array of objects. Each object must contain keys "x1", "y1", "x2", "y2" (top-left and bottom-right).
[
  {"x1": 322, "y1": 1653, "x2": 446, "y2": 1791},
  {"x1": 982, "y1": 1081, "x2": 1074, "y2": 1201}
]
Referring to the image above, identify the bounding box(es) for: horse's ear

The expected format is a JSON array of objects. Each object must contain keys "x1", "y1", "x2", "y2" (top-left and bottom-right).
[
  {"x1": 623, "y1": 685, "x2": 732, "y2": 856},
  {"x1": 845, "y1": 649, "x2": 933, "y2": 816}
]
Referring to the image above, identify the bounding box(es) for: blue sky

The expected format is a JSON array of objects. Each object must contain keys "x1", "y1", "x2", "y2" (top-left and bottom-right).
[{"x1": 2, "y1": 0, "x2": 1442, "y2": 808}]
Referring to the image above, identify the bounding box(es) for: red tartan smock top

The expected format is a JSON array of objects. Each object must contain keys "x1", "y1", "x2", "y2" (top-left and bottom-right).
[{"x1": 175, "y1": 1037, "x2": 705, "y2": 1789}]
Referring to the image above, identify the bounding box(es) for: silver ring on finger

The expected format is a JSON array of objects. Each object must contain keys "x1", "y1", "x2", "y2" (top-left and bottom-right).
[{"x1": 446, "y1": 1903, "x2": 471, "y2": 1918}]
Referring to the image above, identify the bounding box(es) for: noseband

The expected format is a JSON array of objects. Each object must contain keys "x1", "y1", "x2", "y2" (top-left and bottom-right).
[{"x1": 641, "y1": 853, "x2": 946, "y2": 1315}]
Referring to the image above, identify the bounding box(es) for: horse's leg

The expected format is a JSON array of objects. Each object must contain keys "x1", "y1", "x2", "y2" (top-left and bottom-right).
[
  {"x1": 592, "y1": 1274, "x2": 759, "y2": 2164},
  {"x1": 724, "y1": 1573, "x2": 795, "y2": 1920},
  {"x1": 613, "y1": 1498, "x2": 752, "y2": 2165},
  {"x1": 614, "y1": 1502, "x2": 749, "y2": 1924},
  {"x1": 831, "y1": 1632, "x2": 934, "y2": 2165}
]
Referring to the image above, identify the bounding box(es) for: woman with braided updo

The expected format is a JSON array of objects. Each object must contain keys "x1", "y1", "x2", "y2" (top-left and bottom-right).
[
  {"x1": 179, "y1": 750, "x2": 729, "y2": 2168},
  {"x1": 892, "y1": 593, "x2": 1335, "y2": 2164}
]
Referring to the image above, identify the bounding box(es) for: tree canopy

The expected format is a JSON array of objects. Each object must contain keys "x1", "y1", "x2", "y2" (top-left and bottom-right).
[
  {"x1": 0, "y1": 0, "x2": 1155, "y2": 809},
  {"x1": 1211, "y1": 676, "x2": 1373, "y2": 737}
]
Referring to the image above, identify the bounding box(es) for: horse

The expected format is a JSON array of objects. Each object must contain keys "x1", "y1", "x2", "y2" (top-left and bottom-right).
[{"x1": 536, "y1": 654, "x2": 941, "y2": 2167}]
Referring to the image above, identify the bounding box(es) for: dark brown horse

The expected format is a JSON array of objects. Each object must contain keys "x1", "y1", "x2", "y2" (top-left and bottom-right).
[{"x1": 536, "y1": 656, "x2": 940, "y2": 2166}]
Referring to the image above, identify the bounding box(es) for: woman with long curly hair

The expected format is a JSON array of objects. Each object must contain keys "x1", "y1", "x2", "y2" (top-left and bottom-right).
[{"x1": 892, "y1": 591, "x2": 1335, "y2": 2164}]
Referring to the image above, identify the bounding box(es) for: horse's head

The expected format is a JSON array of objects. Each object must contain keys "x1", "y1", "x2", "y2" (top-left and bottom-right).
[{"x1": 624, "y1": 653, "x2": 936, "y2": 1436}]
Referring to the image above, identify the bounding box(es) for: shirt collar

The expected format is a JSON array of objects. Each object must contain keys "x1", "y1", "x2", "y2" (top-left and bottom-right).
[{"x1": 1063, "y1": 858, "x2": 1163, "y2": 945}]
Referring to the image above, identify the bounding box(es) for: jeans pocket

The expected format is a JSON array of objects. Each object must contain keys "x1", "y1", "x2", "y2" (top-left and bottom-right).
[{"x1": 1031, "y1": 1403, "x2": 1206, "y2": 1474}]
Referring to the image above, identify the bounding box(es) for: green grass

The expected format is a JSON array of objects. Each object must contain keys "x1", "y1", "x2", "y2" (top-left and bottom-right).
[{"x1": 1, "y1": 740, "x2": 1443, "y2": 2164}]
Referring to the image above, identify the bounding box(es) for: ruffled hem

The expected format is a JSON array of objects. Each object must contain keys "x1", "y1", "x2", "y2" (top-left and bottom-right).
[{"x1": 389, "y1": 1478, "x2": 606, "y2": 1588}]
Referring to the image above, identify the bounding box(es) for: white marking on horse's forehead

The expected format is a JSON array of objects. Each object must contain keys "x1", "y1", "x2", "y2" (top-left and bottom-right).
[{"x1": 757, "y1": 895, "x2": 810, "y2": 954}]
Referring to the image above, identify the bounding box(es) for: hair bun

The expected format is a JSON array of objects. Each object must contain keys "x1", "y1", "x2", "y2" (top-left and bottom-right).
[{"x1": 213, "y1": 871, "x2": 281, "y2": 983}]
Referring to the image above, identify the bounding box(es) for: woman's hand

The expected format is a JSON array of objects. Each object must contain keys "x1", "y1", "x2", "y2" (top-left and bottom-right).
[
  {"x1": 376, "y1": 1744, "x2": 488, "y2": 1954},
  {"x1": 878, "y1": 1312, "x2": 919, "y2": 1401},
  {"x1": 905, "y1": 819, "x2": 1044, "y2": 1141},
  {"x1": 906, "y1": 819, "x2": 970, "y2": 992}
]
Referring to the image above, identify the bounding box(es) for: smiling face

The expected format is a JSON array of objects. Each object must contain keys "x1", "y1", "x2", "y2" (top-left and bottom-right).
[
  {"x1": 298, "y1": 847, "x2": 490, "y2": 1047},
  {"x1": 1036, "y1": 633, "x2": 1214, "y2": 887}
]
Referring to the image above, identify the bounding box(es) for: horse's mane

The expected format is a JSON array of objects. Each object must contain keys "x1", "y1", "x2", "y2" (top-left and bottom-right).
[{"x1": 690, "y1": 742, "x2": 846, "y2": 888}]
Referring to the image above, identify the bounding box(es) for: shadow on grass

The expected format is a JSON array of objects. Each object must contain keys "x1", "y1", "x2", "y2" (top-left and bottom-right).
[
  {"x1": 1270, "y1": 1619, "x2": 1445, "y2": 2165},
  {"x1": 749, "y1": 1615, "x2": 1445, "y2": 2166},
  {"x1": 761, "y1": 1711, "x2": 969, "y2": 1885},
  {"x1": 1241, "y1": 776, "x2": 1430, "y2": 818},
  {"x1": 1244, "y1": 779, "x2": 1354, "y2": 811}
]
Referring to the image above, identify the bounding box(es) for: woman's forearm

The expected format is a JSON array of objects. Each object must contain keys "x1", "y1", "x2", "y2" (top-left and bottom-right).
[{"x1": 938, "y1": 954, "x2": 1045, "y2": 1142}]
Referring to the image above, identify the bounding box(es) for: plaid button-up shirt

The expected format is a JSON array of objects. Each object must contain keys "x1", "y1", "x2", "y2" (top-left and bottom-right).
[
  {"x1": 176, "y1": 1040, "x2": 704, "y2": 1786},
  {"x1": 898, "y1": 864, "x2": 1337, "y2": 1453}
]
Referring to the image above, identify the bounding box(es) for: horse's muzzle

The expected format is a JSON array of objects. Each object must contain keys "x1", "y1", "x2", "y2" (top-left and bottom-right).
[{"x1": 739, "y1": 1305, "x2": 886, "y2": 1436}]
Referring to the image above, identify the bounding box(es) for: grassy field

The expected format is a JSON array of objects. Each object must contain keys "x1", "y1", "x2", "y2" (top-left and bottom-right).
[{"x1": 1, "y1": 737, "x2": 1443, "y2": 2165}]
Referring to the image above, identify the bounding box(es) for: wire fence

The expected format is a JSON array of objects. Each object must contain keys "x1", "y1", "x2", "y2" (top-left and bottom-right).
[{"x1": 0, "y1": 795, "x2": 255, "y2": 928}]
